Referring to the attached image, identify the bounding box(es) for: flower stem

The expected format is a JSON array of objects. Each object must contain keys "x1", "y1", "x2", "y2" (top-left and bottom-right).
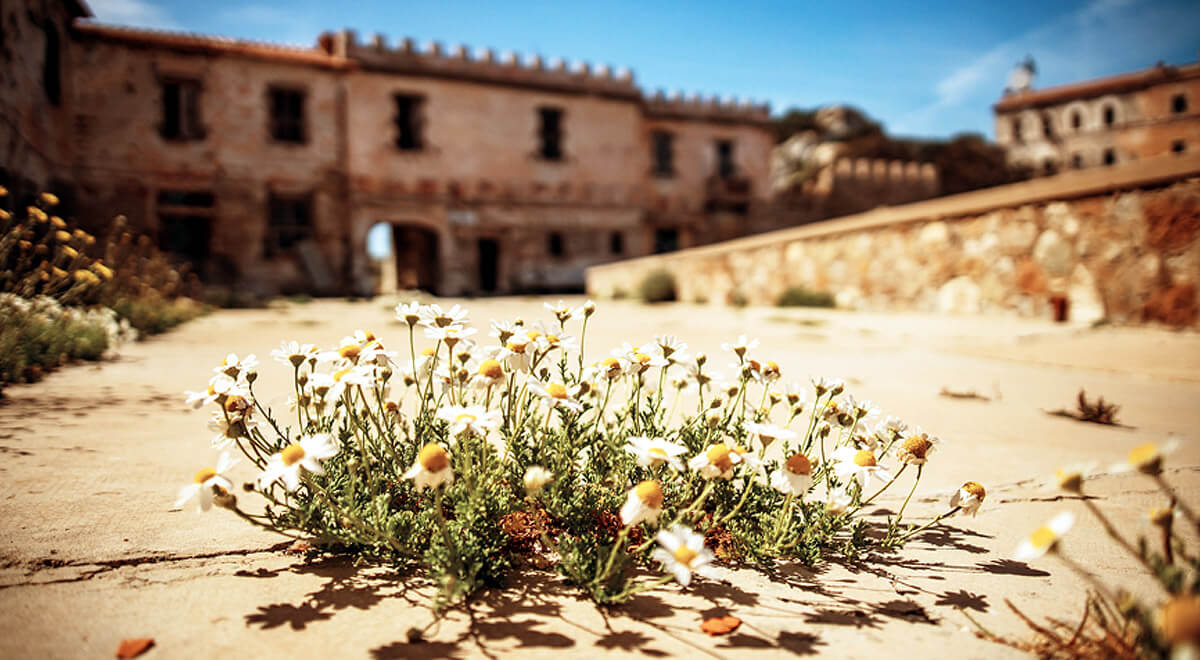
[{"x1": 888, "y1": 465, "x2": 922, "y2": 535}]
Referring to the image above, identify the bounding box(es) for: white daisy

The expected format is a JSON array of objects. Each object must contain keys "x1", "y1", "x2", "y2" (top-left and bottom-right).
[
  {"x1": 207, "y1": 411, "x2": 258, "y2": 449},
  {"x1": 720, "y1": 334, "x2": 759, "y2": 359},
  {"x1": 488, "y1": 319, "x2": 524, "y2": 344},
  {"x1": 544, "y1": 300, "x2": 581, "y2": 324},
  {"x1": 1052, "y1": 462, "x2": 1099, "y2": 494},
  {"x1": 811, "y1": 376, "x2": 845, "y2": 397},
  {"x1": 1113, "y1": 438, "x2": 1180, "y2": 476},
  {"x1": 471, "y1": 358, "x2": 507, "y2": 389},
  {"x1": 419, "y1": 303, "x2": 469, "y2": 330},
  {"x1": 528, "y1": 381, "x2": 585, "y2": 412},
  {"x1": 523, "y1": 466, "x2": 554, "y2": 495},
  {"x1": 214, "y1": 353, "x2": 258, "y2": 378},
  {"x1": 894, "y1": 429, "x2": 939, "y2": 466},
  {"x1": 832, "y1": 447, "x2": 893, "y2": 489},
  {"x1": 625, "y1": 436, "x2": 688, "y2": 471},
  {"x1": 652, "y1": 525, "x2": 716, "y2": 587},
  {"x1": 688, "y1": 443, "x2": 743, "y2": 480},
  {"x1": 770, "y1": 453, "x2": 814, "y2": 495},
  {"x1": 620, "y1": 479, "x2": 665, "y2": 526},
  {"x1": 1014, "y1": 511, "x2": 1075, "y2": 561},
  {"x1": 744, "y1": 422, "x2": 797, "y2": 449},
  {"x1": 423, "y1": 324, "x2": 477, "y2": 345},
  {"x1": 654, "y1": 335, "x2": 687, "y2": 359},
  {"x1": 184, "y1": 373, "x2": 238, "y2": 410},
  {"x1": 436, "y1": 404, "x2": 500, "y2": 437},
  {"x1": 491, "y1": 336, "x2": 534, "y2": 373},
  {"x1": 271, "y1": 340, "x2": 309, "y2": 368},
  {"x1": 950, "y1": 481, "x2": 986, "y2": 517},
  {"x1": 174, "y1": 452, "x2": 239, "y2": 512},
  {"x1": 404, "y1": 443, "x2": 454, "y2": 491},
  {"x1": 394, "y1": 301, "x2": 423, "y2": 327},
  {"x1": 258, "y1": 434, "x2": 339, "y2": 492}
]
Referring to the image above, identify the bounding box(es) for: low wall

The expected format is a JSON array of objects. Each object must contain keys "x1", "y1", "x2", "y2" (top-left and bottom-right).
[{"x1": 587, "y1": 154, "x2": 1200, "y2": 327}]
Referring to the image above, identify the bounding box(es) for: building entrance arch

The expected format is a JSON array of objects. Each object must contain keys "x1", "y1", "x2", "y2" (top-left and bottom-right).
[{"x1": 367, "y1": 221, "x2": 440, "y2": 293}]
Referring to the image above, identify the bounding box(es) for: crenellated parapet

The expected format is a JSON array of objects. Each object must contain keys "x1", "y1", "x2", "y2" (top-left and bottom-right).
[
  {"x1": 830, "y1": 157, "x2": 938, "y2": 189},
  {"x1": 641, "y1": 89, "x2": 771, "y2": 125},
  {"x1": 320, "y1": 29, "x2": 641, "y2": 99}
]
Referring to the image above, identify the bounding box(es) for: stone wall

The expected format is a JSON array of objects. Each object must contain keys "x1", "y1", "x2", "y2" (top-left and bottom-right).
[{"x1": 586, "y1": 154, "x2": 1200, "y2": 327}]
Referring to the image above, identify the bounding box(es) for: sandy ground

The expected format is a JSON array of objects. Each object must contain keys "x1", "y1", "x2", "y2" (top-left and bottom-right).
[{"x1": 1, "y1": 296, "x2": 1198, "y2": 659}]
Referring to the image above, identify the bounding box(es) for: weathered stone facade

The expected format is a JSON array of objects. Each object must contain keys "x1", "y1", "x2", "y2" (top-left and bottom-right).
[
  {"x1": 587, "y1": 155, "x2": 1200, "y2": 328},
  {"x1": 0, "y1": 2, "x2": 777, "y2": 296},
  {"x1": 995, "y1": 57, "x2": 1200, "y2": 175}
]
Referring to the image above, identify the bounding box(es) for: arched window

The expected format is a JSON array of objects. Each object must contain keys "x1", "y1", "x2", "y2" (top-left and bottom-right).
[
  {"x1": 1071, "y1": 111, "x2": 1082, "y2": 130},
  {"x1": 1010, "y1": 117, "x2": 1023, "y2": 142},
  {"x1": 1103, "y1": 106, "x2": 1115, "y2": 127}
]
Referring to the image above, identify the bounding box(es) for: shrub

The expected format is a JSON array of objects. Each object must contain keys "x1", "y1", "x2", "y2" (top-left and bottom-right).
[
  {"x1": 0, "y1": 294, "x2": 131, "y2": 389},
  {"x1": 637, "y1": 269, "x2": 677, "y2": 303},
  {"x1": 776, "y1": 285, "x2": 836, "y2": 308}
]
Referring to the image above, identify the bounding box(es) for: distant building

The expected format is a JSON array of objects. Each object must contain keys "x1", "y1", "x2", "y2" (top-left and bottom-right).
[
  {"x1": 1, "y1": 1, "x2": 775, "y2": 296},
  {"x1": 994, "y1": 56, "x2": 1200, "y2": 175}
]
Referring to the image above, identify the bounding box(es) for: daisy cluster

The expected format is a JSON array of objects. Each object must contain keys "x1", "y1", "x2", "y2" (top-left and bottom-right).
[{"x1": 176, "y1": 298, "x2": 985, "y2": 608}]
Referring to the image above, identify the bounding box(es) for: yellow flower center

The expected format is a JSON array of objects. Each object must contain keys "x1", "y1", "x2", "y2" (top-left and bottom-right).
[
  {"x1": 635, "y1": 480, "x2": 664, "y2": 509},
  {"x1": 707, "y1": 444, "x2": 733, "y2": 472},
  {"x1": 339, "y1": 344, "x2": 361, "y2": 359},
  {"x1": 421, "y1": 347, "x2": 436, "y2": 357},
  {"x1": 193, "y1": 467, "x2": 217, "y2": 484},
  {"x1": 634, "y1": 352, "x2": 651, "y2": 365},
  {"x1": 418, "y1": 444, "x2": 449, "y2": 472},
  {"x1": 547, "y1": 383, "x2": 568, "y2": 399},
  {"x1": 961, "y1": 481, "x2": 986, "y2": 500},
  {"x1": 1030, "y1": 525, "x2": 1057, "y2": 550},
  {"x1": 766, "y1": 361, "x2": 780, "y2": 373},
  {"x1": 901, "y1": 436, "x2": 931, "y2": 459},
  {"x1": 333, "y1": 367, "x2": 353, "y2": 382},
  {"x1": 785, "y1": 453, "x2": 812, "y2": 476},
  {"x1": 545, "y1": 334, "x2": 560, "y2": 344},
  {"x1": 1129, "y1": 443, "x2": 1160, "y2": 469},
  {"x1": 526, "y1": 330, "x2": 542, "y2": 341},
  {"x1": 281, "y1": 443, "x2": 306, "y2": 466},
  {"x1": 506, "y1": 341, "x2": 527, "y2": 354},
  {"x1": 479, "y1": 359, "x2": 504, "y2": 379},
  {"x1": 673, "y1": 545, "x2": 698, "y2": 567},
  {"x1": 224, "y1": 395, "x2": 248, "y2": 413},
  {"x1": 648, "y1": 447, "x2": 669, "y2": 459},
  {"x1": 853, "y1": 450, "x2": 877, "y2": 467},
  {"x1": 363, "y1": 331, "x2": 376, "y2": 341},
  {"x1": 602, "y1": 357, "x2": 622, "y2": 374},
  {"x1": 454, "y1": 413, "x2": 477, "y2": 426}
]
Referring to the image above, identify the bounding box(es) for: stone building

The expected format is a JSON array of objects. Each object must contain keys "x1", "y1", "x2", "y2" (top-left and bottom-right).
[
  {"x1": 1, "y1": 1, "x2": 775, "y2": 296},
  {"x1": 994, "y1": 56, "x2": 1200, "y2": 175}
]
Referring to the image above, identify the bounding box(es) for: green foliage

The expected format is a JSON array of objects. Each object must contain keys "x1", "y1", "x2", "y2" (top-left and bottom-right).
[
  {"x1": 0, "y1": 295, "x2": 120, "y2": 387},
  {"x1": 638, "y1": 269, "x2": 677, "y2": 303},
  {"x1": 776, "y1": 285, "x2": 836, "y2": 308}
]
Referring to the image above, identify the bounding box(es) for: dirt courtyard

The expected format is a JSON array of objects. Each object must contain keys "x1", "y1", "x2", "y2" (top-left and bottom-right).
[{"x1": 1, "y1": 296, "x2": 1198, "y2": 659}]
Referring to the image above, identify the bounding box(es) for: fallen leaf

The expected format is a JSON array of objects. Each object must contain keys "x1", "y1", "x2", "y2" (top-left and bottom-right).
[
  {"x1": 700, "y1": 615, "x2": 742, "y2": 636},
  {"x1": 116, "y1": 637, "x2": 154, "y2": 658}
]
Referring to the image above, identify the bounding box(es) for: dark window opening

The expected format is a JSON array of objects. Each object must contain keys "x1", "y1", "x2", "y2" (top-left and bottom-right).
[
  {"x1": 1071, "y1": 111, "x2": 1082, "y2": 130},
  {"x1": 158, "y1": 216, "x2": 211, "y2": 263},
  {"x1": 651, "y1": 131, "x2": 674, "y2": 177},
  {"x1": 42, "y1": 22, "x2": 61, "y2": 106},
  {"x1": 538, "y1": 107, "x2": 564, "y2": 161},
  {"x1": 1042, "y1": 114, "x2": 1054, "y2": 138},
  {"x1": 269, "y1": 87, "x2": 307, "y2": 144},
  {"x1": 157, "y1": 190, "x2": 213, "y2": 207},
  {"x1": 1173, "y1": 140, "x2": 1186, "y2": 154},
  {"x1": 547, "y1": 232, "x2": 564, "y2": 257},
  {"x1": 160, "y1": 79, "x2": 204, "y2": 141},
  {"x1": 654, "y1": 228, "x2": 679, "y2": 254},
  {"x1": 1103, "y1": 106, "x2": 1115, "y2": 126},
  {"x1": 478, "y1": 239, "x2": 499, "y2": 292},
  {"x1": 716, "y1": 140, "x2": 735, "y2": 178},
  {"x1": 1103, "y1": 149, "x2": 1115, "y2": 165},
  {"x1": 1043, "y1": 159, "x2": 1058, "y2": 176},
  {"x1": 394, "y1": 93, "x2": 424, "y2": 150},
  {"x1": 1010, "y1": 117, "x2": 1022, "y2": 142},
  {"x1": 1172, "y1": 95, "x2": 1187, "y2": 114},
  {"x1": 609, "y1": 231, "x2": 624, "y2": 255},
  {"x1": 266, "y1": 193, "x2": 313, "y2": 255},
  {"x1": 1071, "y1": 154, "x2": 1083, "y2": 169}
]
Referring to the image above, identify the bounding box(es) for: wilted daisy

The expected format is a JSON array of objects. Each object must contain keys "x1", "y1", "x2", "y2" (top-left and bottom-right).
[
  {"x1": 620, "y1": 479, "x2": 665, "y2": 526},
  {"x1": 744, "y1": 422, "x2": 797, "y2": 449},
  {"x1": 404, "y1": 443, "x2": 454, "y2": 491},
  {"x1": 436, "y1": 404, "x2": 500, "y2": 437},
  {"x1": 625, "y1": 436, "x2": 688, "y2": 470},
  {"x1": 652, "y1": 524, "x2": 715, "y2": 587},
  {"x1": 1014, "y1": 511, "x2": 1075, "y2": 561},
  {"x1": 688, "y1": 442, "x2": 742, "y2": 480},
  {"x1": 832, "y1": 447, "x2": 893, "y2": 489},
  {"x1": 895, "y1": 429, "x2": 939, "y2": 466},
  {"x1": 528, "y1": 381, "x2": 585, "y2": 412},
  {"x1": 950, "y1": 481, "x2": 986, "y2": 517},
  {"x1": 1114, "y1": 438, "x2": 1180, "y2": 476},
  {"x1": 258, "y1": 434, "x2": 339, "y2": 492},
  {"x1": 523, "y1": 466, "x2": 553, "y2": 495},
  {"x1": 721, "y1": 334, "x2": 759, "y2": 359},
  {"x1": 174, "y1": 452, "x2": 238, "y2": 512},
  {"x1": 770, "y1": 453, "x2": 814, "y2": 495}
]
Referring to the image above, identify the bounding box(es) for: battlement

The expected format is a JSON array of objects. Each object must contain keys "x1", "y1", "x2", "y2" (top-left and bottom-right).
[
  {"x1": 641, "y1": 89, "x2": 772, "y2": 124},
  {"x1": 321, "y1": 29, "x2": 641, "y2": 99}
]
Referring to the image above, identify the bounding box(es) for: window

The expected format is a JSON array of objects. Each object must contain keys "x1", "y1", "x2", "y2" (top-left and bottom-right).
[
  {"x1": 1103, "y1": 149, "x2": 1115, "y2": 165},
  {"x1": 42, "y1": 22, "x2": 61, "y2": 106},
  {"x1": 651, "y1": 131, "x2": 674, "y2": 177},
  {"x1": 654, "y1": 228, "x2": 679, "y2": 254},
  {"x1": 538, "y1": 107, "x2": 564, "y2": 161},
  {"x1": 609, "y1": 231, "x2": 624, "y2": 255},
  {"x1": 268, "y1": 87, "x2": 307, "y2": 144},
  {"x1": 1172, "y1": 95, "x2": 1188, "y2": 114},
  {"x1": 266, "y1": 193, "x2": 313, "y2": 255},
  {"x1": 1043, "y1": 159, "x2": 1058, "y2": 175},
  {"x1": 1071, "y1": 154, "x2": 1083, "y2": 169},
  {"x1": 1173, "y1": 140, "x2": 1187, "y2": 154},
  {"x1": 160, "y1": 79, "x2": 204, "y2": 141},
  {"x1": 1011, "y1": 117, "x2": 1023, "y2": 143},
  {"x1": 394, "y1": 93, "x2": 424, "y2": 150},
  {"x1": 547, "y1": 232, "x2": 565, "y2": 257},
  {"x1": 716, "y1": 140, "x2": 735, "y2": 178},
  {"x1": 1071, "y1": 111, "x2": 1082, "y2": 130},
  {"x1": 157, "y1": 189, "x2": 214, "y2": 267},
  {"x1": 1103, "y1": 106, "x2": 1115, "y2": 127},
  {"x1": 1042, "y1": 113, "x2": 1054, "y2": 139}
]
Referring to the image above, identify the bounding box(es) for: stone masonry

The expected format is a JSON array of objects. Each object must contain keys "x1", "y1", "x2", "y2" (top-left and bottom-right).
[{"x1": 587, "y1": 155, "x2": 1200, "y2": 328}]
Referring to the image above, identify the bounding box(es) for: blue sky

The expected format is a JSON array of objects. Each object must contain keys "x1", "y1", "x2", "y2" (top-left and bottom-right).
[{"x1": 86, "y1": 0, "x2": 1199, "y2": 139}]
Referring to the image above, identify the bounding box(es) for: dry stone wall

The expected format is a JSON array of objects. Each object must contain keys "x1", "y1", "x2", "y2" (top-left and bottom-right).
[{"x1": 587, "y1": 156, "x2": 1200, "y2": 328}]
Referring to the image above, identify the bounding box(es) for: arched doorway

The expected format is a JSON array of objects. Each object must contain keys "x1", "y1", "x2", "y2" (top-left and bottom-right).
[{"x1": 366, "y1": 221, "x2": 440, "y2": 294}]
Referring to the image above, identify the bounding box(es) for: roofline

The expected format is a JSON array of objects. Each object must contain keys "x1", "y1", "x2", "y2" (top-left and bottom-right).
[{"x1": 994, "y1": 59, "x2": 1200, "y2": 113}]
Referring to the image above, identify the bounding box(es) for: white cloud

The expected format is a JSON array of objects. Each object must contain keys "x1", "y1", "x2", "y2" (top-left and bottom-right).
[{"x1": 87, "y1": 0, "x2": 179, "y2": 30}]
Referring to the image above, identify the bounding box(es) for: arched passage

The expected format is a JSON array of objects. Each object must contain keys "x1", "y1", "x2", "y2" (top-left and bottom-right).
[{"x1": 366, "y1": 221, "x2": 440, "y2": 294}]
